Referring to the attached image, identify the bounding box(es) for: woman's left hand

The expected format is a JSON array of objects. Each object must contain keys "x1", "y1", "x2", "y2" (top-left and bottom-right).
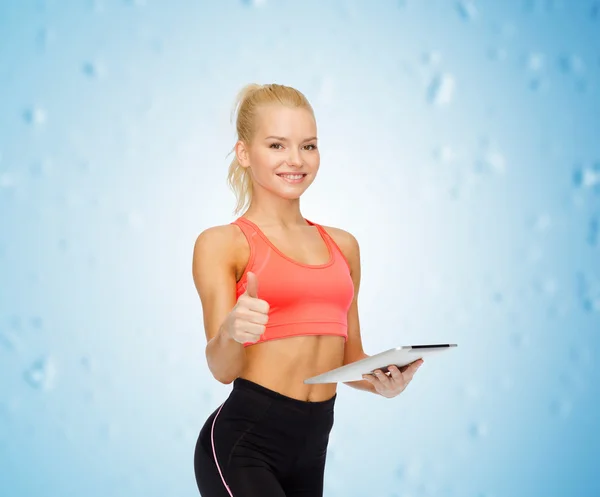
[{"x1": 362, "y1": 359, "x2": 424, "y2": 398}]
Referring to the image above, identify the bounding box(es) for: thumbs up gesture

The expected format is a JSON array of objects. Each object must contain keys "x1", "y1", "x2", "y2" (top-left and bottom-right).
[{"x1": 224, "y1": 272, "x2": 270, "y2": 345}]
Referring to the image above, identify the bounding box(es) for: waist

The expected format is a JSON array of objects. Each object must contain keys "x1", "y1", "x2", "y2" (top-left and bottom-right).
[
  {"x1": 241, "y1": 334, "x2": 345, "y2": 397},
  {"x1": 233, "y1": 377, "x2": 337, "y2": 414}
]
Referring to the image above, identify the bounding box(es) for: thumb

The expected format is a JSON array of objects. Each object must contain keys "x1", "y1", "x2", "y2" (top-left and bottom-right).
[{"x1": 245, "y1": 271, "x2": 258, "y2": 298}]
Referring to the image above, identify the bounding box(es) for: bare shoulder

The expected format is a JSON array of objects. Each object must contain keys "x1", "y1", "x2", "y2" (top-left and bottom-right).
[
  {"x1": 194, "y1": 224, "x2": 242, "y2": 257},
  {"x1": 194, "y1": 223, "x2": 243, "y2": 249},
  {"x1": 193, "y1": 224, "x2": 250, "y2": 281},
  {"x1": 192, "y1": 223, "x2": 248, "y2": 276},
  {"x1": 319, "y1": 225, "x2": 360, "y2": 266}
]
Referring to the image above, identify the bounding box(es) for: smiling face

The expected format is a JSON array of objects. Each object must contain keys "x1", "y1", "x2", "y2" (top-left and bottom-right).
[{"x1": 236, "y1": 104, "x2": 320, "y2": 201}]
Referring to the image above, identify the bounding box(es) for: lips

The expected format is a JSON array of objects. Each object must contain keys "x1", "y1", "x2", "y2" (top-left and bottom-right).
[{"x1": 277, "y1": 173, "x2": 307, "y2": 184}]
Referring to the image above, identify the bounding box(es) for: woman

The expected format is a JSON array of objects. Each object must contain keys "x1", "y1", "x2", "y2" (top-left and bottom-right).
[{"x1": 192, "y1": 83, "x2": 423, "y2": 497}]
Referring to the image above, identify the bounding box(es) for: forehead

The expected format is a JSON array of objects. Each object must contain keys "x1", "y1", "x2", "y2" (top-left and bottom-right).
[{"x1": 254, "y1": 104, "x2": 316, "y2": 137}]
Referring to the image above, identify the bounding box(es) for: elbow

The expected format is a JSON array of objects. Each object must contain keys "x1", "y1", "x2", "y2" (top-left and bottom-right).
[
  {"x1": 213, "y1": 373, "x2": 237, "y2": 385},
  {"x1": 206, "y1": 360, "x2": 239, "y2": 385},
  {"x1": 204, "y1": 333, "x2": 246, "y2": 385}
]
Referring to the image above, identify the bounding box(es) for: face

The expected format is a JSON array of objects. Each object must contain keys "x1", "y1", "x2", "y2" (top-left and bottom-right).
[{"x1": 236, "y1": 104, "x2": 320, "y2": 200}]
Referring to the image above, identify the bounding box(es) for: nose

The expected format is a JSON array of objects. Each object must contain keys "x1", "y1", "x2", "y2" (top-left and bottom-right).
[{"x1": 285, "y1": 147, "x2": 303, "y2": 168}]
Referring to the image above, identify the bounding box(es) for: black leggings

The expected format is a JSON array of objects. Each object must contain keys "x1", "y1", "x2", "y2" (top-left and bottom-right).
[{"x1": 193, "y1": 377, "x2": 336, "y2": 497}]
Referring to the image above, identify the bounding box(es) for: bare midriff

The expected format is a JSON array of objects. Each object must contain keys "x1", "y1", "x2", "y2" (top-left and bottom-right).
[{"x1": 239, "y1": 334, "x2": 346, "y2": 402}]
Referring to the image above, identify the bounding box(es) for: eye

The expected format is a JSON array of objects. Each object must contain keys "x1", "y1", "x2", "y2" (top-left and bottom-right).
[
  {"x1": 304, "y1": 144, "x2": 317, "y2": 150},
  {"x1": 269, "y1": 143, "x2": 283, "y2": 149}
]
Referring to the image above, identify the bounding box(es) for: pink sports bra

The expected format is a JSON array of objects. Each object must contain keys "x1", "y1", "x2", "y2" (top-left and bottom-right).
[{"x1": 231, "y1": 217, "x2": 354, "y2": 347}]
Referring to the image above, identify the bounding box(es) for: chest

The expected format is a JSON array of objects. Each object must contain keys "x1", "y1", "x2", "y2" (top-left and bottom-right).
[{"x1": 235, "y1": 225, "x2": 335, "y2": 281}]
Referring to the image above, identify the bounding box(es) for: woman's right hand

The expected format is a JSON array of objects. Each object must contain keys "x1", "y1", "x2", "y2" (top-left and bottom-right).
[{"x1": 223, "y1": 272, "x2": 270, "y2": 344}]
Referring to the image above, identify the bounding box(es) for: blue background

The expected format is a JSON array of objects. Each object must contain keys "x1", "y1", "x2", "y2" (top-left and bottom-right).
[{"x1": 1, "y1": 0, "x2": 599, "y2": 496}]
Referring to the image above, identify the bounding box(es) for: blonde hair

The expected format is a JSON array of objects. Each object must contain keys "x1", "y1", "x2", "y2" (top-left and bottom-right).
[{"x1": 226, "y1": 83, "x2": 315, "y2": 216}]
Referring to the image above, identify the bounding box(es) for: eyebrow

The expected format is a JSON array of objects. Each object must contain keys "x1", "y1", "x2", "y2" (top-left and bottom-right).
[{"x1": 264, "y1": 136, "x2": 318, "y2": 142}]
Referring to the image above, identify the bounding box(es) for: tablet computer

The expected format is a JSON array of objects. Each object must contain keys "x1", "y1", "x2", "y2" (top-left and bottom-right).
[{"x1": 304, "y1": 344, "x2": 457, "y2": 384}]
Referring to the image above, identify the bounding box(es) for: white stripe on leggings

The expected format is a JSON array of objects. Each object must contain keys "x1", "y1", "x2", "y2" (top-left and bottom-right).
[{"x1": 211, "y1": 402, "x2": 234, "y2": 496}]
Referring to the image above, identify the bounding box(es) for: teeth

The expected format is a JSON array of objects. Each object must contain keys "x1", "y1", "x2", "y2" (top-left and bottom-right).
[{"x1": 280, "y1": 174, "x2": 304, "y2": 179}]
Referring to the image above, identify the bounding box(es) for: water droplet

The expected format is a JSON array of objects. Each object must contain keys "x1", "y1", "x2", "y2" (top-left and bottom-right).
[
  {"x1": 572, "y1": 162, "x2": 600, "y2": 190},
  {"x1": 36, "y1": 27, "x2": 56, "y2": 49},
  {"x1": 509, "y1": 331, "x2": 528, "y2": 348},
  {"x1": 569, "y1": 345, "x2": 592, "y2": 366},
  {"x1": 0, "y1": 331, "x2": 19, "y2": 350},
  {"x1": 29, "y1": 158, "x2": 53, "y2": 177},
  {"x1": 58, "y1": 237, "x2": 69, "y2": 252},
  {"x1": 461, "y1": 383, "x2": 480, "y2": 399},
  {"x1": 529, "y1": 76, "x2": 545, "y2": 92},
  {"x1": 456, "y1": 1, "x2": 477, "y2": 21},
  {"x1": 427, "y1": 73, "x2": 455, "y2": 106},
  {"x1": 476, "y1": 150, "x2": 506, "y2": 175},
  {"x1": 433, "y1": 145, "x2": 456, "y2": 163},
  {"x1": 90, "y1": 0, "x2": 105, "y2": 12},
  {"x1": 241, "y1": 0, "x2": 267, "y2": 6},
  {"x1": 421, "y1": 51, "x2": 442, "y2": 66},
  {"x1": 587, "y1": 215, "x2": 599, "y2": 247},
  {"x1": 534, "y1": 276, "x2": 558, "y2": 297},
  {"x1": 127, "y1": 210, "x2": 144, "y2": 229},
  {"x1": 30, "y1": 316, "x2": 43, "y2": 330},
  {"x1": 527, "y1": 52, "x2": 545, "y2": 71},
  {"x1": 492, "y1": 290, "x2": 503, "y2": 303},
  {"x1": 499, "y1": 22, "x2": 518, "y2": 38},
  {"x1": 24, "y1": 356, "x2": 57, "y2": 391},
  {"x1": 82, "y1": 60, "x2": 107, "y2": 78},
  {"x1": 9, "y1": 315, "x2": 22, "y2": 332},
  {"x1": 395, "y1": 459, "x2": 423, "y2": 480},
  {"x1": 576, "y1": 272, "x2": 600, "y2": 312},
  {"x1": 487, "y1": 47, "x2": 508, "y2": 61},
  {"x1": 100, "y1": 422, "x2": 118, "y2": 440},
  {"x1": 469, "y1": 421, "x2": 489, "y2": 438},
  {"x1": 83, "y1": 389, "x2": 96, "y2": 404},
  {"x1": 0, "y1": 172, "x2": 17, "y2": 189},
  {"x1": 559, "y1": 54, "x2": 585, "y2": 75},
  {"x1": 80, "y1": 355, "x2": 94, "y2": 372},
  {"x1": 533, "y1": 213, "x2": 552, "y2": 232},
  {"x1": 23, "y1": 106, "x2": 47, "y2": 125},
  {"x1": 523, "y1": 0, "x2": 537, "y2": 12},
  {"x1": 549, "y1": 398, "x2": 572, "y2": 418}
]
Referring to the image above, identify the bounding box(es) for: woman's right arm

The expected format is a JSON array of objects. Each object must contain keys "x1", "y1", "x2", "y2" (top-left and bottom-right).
[{"x1": 192, "y1": 225, "x2": 246, "y2": 384}]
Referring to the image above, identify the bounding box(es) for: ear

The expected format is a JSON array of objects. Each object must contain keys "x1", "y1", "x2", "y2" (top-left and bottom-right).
[{"x1": 235, "y1": 140, "x2": 251, "y2": 168}]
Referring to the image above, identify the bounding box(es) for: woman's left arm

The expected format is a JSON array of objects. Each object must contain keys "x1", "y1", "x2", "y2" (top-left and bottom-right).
[
  {"x1": 321, "y1": 226, "x2": 377, "y2": 394},
  {"x1": 323, "y1": 226, "x2": 423, "y2": 398}
]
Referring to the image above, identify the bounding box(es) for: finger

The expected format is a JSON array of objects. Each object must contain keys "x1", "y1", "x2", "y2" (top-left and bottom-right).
[
  {"x1": 373, "y1": 370, "x2": 392, "y2": 387},
  {"x1": 401, "y1": 362, "x2": 422, "y2": 382},
  {"x1": 400, "y1": 359, "x2": 423, "y2": 373},
  {"x1": 242, "y1": 309, "x2": 269, "y2": 325},
  {"x1": 388, "y1": 365, "x2": 404, "y2": 382},
  {"x1": 244, "y1": 321, "x2": 266, "y2": 336},
  {"x1": 411, "y1": 359, "x2": 424, "y2": 372},
  {"x1": 237, "y1": 331, "x2": 261, "y2": 344},
  {"x1": 245, "y1": 271, "x2": 258, "y2": 298},
  {"x1": 243, "y1": 296, "x2": 269, "y2": 314}
]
